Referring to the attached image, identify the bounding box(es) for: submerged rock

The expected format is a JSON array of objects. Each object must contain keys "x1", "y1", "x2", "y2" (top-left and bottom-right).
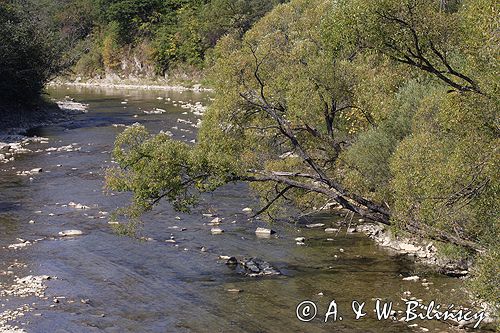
[
  {"x1": 239, "y1": 258, "x2": 281, "y2": 277},
  {"x1": 227, "y1": 288, "x2": 243, "y2": 293},
  {"x1": 225, "y1": 257, "x2": 280, "y2": 277},
  {"x1": 225, "y1": 257, "x2": 238, "y2": 265}
]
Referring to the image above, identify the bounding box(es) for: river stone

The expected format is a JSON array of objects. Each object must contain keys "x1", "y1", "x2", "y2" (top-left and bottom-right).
[
  {"x1": 74, "y1": 203, "x2": 89, "y2": 210},
  {"x1": 210, "y1": 217, "x2": 222, "y2": 224},
  {"x1": 356, "y1": 224, "x2": 382, "y2": 236},
  {"x1": 242, "y1": 207, "x2": 253, "y2": 213},
  {"x1": 211, "y1": 227, "x2": 224, "y2": 235},
  {"x1": 239, "y1": 258, "x2": 281, "y2": 277},
  {"x1": 255, "y1": 227, "x2": 275, "y2": 235},
  {"x1": 325, "y1": 228, "x2": 338, "y2": 233},
  {"x1": 58, "y1": 230, "x2": 83, "y2": 237},
  {"x1": 425, "y1": 242, "x2": 436, "y2": 252},
  {"x1": 306, "y1": 223, "x2": 325, "y2": 228},
  {"x1": 441, "y1": 269, "x2": 469, "y2": 277},
  {"x1": 402, "y1": 275, "x2": 420, "y2": 281},
  {"x1": 0, "y1": 144, "x2": 10, "y2": 153},
  {"x1": 399, "y1": 243, "x2": 421, "y2": 252}
]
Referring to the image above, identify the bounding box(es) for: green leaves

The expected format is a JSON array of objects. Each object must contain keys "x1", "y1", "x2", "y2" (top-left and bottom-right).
[
  {"x1": 108, "y1": 0, "x2": 498, "y2": 255},
  {"x1": 101, "y1": 0, "x2": 499, "y2": 308},
  {"x1": 107, "y1": 124, "x2": 197, "y2": 215},
  {"x1": 0, "y1": 1, "x2": 65, "y2": 102}
]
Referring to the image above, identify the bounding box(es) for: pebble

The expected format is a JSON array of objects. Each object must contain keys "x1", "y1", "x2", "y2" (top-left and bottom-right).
[
  {"x1": 211, "y1": 228, "x2": 224, "y2": 235},
  {"x1": 210, "y1": 217, "x2": 222, "y2": 224},
  {"x1": 58, "y1": 230, "x2": 84, "y2": 237},
  {"x1": 402, "y1": 276, "x2": 420, "y2": 282},
  {"x1": 306, "y1": 223, "x2": 325, "y2": 228},
  {"x1": 227, "y1": 289, "x2": 243, "y2": 293}
]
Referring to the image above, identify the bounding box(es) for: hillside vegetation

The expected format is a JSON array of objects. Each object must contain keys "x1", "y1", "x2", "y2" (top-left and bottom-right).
[
  {"x1": 105, "y1": 0, "x2": 499, "y2": 311},
  {"x1": 0, "y1": 0, "x2": 286, "y2": 99},
  {"x1": 63, "y1": 0, "x2": 287, "y2": 79}
]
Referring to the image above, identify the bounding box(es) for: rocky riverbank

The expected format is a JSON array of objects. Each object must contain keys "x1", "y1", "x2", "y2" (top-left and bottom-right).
[
  {"x1": 49, "y1": 77, "x2": 212, "y2": 93},
  {"x1": 0, "y1": 98, "x2": 88, "y2": 164},
  {"x1": 353, "y1": 221, "x2": 498, "y2": 329}
]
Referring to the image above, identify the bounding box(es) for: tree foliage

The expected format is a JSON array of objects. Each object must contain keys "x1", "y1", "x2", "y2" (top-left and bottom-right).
[
  {"x1": 67, "y1": 0, "x2": 287, "y2": 76},
  {"x1": 104, "y1": 0, "x2": 498, "y2": 308},
  {"x1": 0, "y1": 1, "x2": 66, "y2": 102}
]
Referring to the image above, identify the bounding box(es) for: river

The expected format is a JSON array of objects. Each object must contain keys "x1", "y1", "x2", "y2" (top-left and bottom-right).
[{"x1": 0, "y1": 86, "x2": 486, "y2": 332}]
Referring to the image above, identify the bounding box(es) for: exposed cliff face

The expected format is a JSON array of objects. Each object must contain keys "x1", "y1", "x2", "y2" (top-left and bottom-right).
[
  {"x1": 111, "y1": 43, "x2": 156, "y2": 79},
  {"x1": 70, "y1": 42, "x2": 203, "y2": 85}
]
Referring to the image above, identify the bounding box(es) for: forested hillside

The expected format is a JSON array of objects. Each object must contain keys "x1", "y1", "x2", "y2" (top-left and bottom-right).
[
  {"x1": 105, "y1": 0, "x2": 499, "y2": 311},
  {"x1": 59, "y1": 0, "x2": 287, "y2": 79},
  {"x1": 0, "y1": 0, "x2": 286, "y2": 102}
]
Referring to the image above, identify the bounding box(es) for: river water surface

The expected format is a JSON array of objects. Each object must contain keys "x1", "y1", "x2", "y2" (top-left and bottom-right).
[{"x1": 0, "y1": 86, "x2": 485, "y2": 333}]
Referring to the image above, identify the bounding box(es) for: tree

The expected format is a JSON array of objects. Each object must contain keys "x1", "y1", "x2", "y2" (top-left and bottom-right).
[
  {"x1": 0, "y1": 1, "x2": 66, "y2": 103},
  {"x1": 106, "y1": 0, "x2": 498, "y2": 256}
]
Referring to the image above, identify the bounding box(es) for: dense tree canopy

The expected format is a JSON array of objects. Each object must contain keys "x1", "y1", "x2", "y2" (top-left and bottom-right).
[
  {"x1": 0, "y1": 0, "x2": 287, "y2": 100},
  {"x1": 106, "y1": 0, "x2": 499, "y2": 306},
  {"x1": 69, "y1": 0, "x2": 287, "y2": 75},
  {"x1": 0, "y1": 1, "x2": 65, "y2": 102}
]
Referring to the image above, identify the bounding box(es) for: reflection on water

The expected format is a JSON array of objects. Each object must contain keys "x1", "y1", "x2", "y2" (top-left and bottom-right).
[{"x1": 0, "y1": 86, "x2": 485, "y2": 332}]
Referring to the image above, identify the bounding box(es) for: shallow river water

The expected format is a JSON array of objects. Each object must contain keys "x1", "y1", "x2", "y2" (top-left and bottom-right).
[{"x1": 0, "y1": 86, "x2": 487, "y2": 333}]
